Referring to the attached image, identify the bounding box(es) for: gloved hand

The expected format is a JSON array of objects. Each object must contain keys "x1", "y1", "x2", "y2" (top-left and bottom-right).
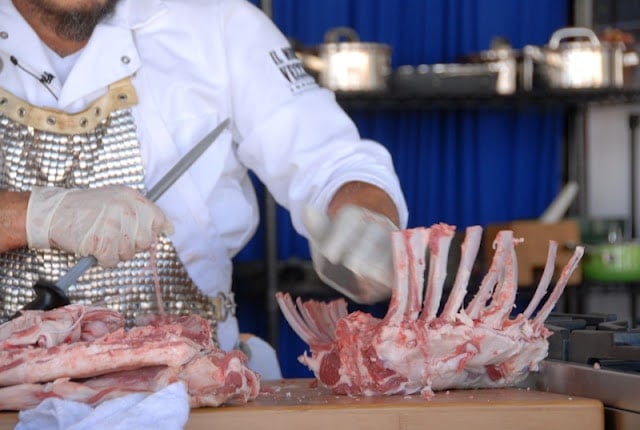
[
  {"x1": 26, "y1": 186, "x2": 174, "y2": 267},
  {"x1": 303, "y1": 204, "x2": 398, "y2": 304}
]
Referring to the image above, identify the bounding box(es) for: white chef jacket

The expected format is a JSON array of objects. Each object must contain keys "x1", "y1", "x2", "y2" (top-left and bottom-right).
[{"x1": 0, "y1": 0, "x2": 408, "y2": 352}]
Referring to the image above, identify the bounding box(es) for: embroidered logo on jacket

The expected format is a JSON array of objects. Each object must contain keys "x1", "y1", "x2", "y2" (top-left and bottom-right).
[{"x1": 269, "y1": 47, "x2": 317, "y2": 94}]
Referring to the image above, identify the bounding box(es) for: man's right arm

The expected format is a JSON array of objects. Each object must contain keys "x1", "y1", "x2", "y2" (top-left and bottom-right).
[
  {"x1": 0, "y1": 187, "x2": 174, "y2": 266},
  {"x1": 0, "y1": 191, "x2": 29, "y2": 253}
]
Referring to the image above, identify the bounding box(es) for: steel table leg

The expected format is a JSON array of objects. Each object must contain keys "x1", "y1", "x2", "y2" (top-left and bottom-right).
[{"x1": 631, "y1": 283, "x2": 638, "y2": 328}]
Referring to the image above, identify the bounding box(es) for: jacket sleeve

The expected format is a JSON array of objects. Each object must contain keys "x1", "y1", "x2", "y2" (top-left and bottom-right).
[{"x1": 219, "y1": 0, "x2": 408, "y2": 234}]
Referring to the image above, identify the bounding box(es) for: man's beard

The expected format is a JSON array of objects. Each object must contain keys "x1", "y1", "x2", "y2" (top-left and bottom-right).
[{"x1": 29, "y1": 0, "x2": 120, "y2": 42}]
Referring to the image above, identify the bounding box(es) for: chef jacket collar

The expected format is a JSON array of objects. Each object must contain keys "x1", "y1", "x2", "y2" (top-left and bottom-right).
[
  {"x1": 108, "y1": 0, "x2": 168, "y2": 30},
  {"x1": 0, "y1": 0, "x2": 167, "y2": 110}
]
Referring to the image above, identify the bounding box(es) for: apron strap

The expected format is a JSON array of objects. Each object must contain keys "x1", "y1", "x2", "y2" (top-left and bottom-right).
[{"x1": 0, "y1": 77, "x2": 138, "y2": 135}]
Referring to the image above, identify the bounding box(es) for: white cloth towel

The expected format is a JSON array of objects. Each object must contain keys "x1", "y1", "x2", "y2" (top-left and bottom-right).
[{"x1": 15, "y1": 381, "x2": 190, "y2": 430}]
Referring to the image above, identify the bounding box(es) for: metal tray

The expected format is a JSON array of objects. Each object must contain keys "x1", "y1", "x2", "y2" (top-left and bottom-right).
[
  {"x1": 389, "y1": 64, "x2": 499, "y2": 95},
  {"x1": 521, "y1": 360, "x2": 640, "y2": 430}
]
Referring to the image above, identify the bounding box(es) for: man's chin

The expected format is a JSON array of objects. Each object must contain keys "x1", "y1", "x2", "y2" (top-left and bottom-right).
[{"x1": 27, "y1": 0, "x2": 120, "y2": 42}]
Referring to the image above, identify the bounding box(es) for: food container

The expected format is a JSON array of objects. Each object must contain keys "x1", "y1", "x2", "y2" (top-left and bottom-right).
[
  {"x1": 522, "y1": 27, "x2": 638, "y2": 90},
  {"x1": 297, "y1": 27, "x2": 391, "y2": 92}
]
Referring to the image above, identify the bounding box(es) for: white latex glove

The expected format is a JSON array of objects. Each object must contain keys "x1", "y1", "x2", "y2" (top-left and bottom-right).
[
  {"x1": 26, "y1": 186, "x2": 174, "y2": 267},
  {"x1": 303, "y1": 204, "x2": 398, "y2": 304}
]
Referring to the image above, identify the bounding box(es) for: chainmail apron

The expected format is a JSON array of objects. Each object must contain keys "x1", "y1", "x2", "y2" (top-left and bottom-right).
[{"x1": 0, "y1": 78, "x2": 234, "y2": 343}]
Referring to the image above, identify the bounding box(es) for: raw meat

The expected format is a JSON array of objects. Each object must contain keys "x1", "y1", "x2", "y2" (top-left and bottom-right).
[
  {"x1": 0, "y1": 304, "x2": 124, "y2": 348},
  {"x1": 277, "y1": 224, "x2": 583, "y2": 397},
  {"x1": 0, "y1": 350, "x2": 260, "y2": 409},
  {"x1": 0, "y1": 308, "x2": 260, "y2": 410},
  {"x1": 0, "y1": 324, "x2": 204, "y2": 386}
]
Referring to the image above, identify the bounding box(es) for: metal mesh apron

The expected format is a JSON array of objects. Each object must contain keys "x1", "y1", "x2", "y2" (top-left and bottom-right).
[{"x1": 0, "y1": 78, "x2": 234, "y2": 343}]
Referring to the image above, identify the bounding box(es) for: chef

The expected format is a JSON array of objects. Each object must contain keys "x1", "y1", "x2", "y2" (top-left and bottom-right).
[{"x1": 0, "y1": 0, "x2": 408, "y2": 379}]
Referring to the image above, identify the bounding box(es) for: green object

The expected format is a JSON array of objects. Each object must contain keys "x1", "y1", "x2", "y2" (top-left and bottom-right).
[{"x1": 582, "y1": 243, "x2": 640, "y2": 282}]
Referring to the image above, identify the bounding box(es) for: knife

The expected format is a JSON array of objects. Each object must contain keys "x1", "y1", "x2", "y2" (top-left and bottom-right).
[{"x1": 16, "y1": 118, "x2": 231, "y2": 315}]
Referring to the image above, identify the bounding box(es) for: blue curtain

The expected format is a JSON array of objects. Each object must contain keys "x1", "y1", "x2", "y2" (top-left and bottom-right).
[
  {"x1": 237, "y1": 0, "x2": 569, "y2": 377},
  {"x1": 237, "y1": 0, "x2": 569, "y2": 262}
]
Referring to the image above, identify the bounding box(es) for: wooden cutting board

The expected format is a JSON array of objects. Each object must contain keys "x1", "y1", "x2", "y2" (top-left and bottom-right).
[
  {"x1": 190, "y1": 379, "x2": 603, "y2": 430},
  {"x1": 0, "y1": 379, "x2": 604, "y2": 430}
]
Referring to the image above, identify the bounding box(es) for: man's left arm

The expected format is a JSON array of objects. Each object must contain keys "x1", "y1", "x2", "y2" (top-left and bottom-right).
[
  {"x1": 327, "y1": 181, "x2": 400, "y2": 227},
  {"x1": 304, "y1": 181, "x2": 406, "y2": 304}
]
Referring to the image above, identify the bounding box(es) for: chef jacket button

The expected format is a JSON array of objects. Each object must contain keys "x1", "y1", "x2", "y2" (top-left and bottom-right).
[
  {"x1": 121, "y1": 55, "x2": 131, "y2": 64},
  {"x1": 0, "y1": 32, "x2": 7, "y2": 39}
]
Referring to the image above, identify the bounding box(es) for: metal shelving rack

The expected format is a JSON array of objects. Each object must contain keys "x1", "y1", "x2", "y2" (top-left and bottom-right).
[
  {"x1": 250, "y1": 85, "x2": 640, "y2": 347},
  {"x1": 337, "y1": 87, "x2": 640, "y2": 219},
  {"x1": 335, "y1": 88, "x2": 640, "y2": 111}
]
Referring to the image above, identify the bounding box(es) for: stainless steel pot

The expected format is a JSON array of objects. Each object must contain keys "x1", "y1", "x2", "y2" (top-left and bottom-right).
[
  {"x1": 298, "y1": 27, "x2": 391, "y2": 92},
  {"x1": 522, "y1": 27, "x2": 637, "y2": 90}
]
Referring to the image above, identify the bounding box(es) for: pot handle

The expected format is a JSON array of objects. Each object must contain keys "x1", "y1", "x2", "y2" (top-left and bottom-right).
[
  {"x1": 521, "y1": 45, "x2": 544, "y2": 91},
  {"x1": 549, "y1": 27, "x2": 601, "y2": 49},
  {"x1": 324, "y1": 27, "x2": 360, "y2": 44}
]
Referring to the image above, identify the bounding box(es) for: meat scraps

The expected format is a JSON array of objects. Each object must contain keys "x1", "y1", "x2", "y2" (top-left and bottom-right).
[
  {"x1": 277, "y1": 224, "x2": 584, "y2": 398},
  {"x1": 0, "y1": 305, "x2": 260, "y2": 410}
]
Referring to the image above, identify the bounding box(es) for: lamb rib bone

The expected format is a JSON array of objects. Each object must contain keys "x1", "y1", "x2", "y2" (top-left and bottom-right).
[{"x1": 276, "y1": 224, "x2": 584, "y2": 397}]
